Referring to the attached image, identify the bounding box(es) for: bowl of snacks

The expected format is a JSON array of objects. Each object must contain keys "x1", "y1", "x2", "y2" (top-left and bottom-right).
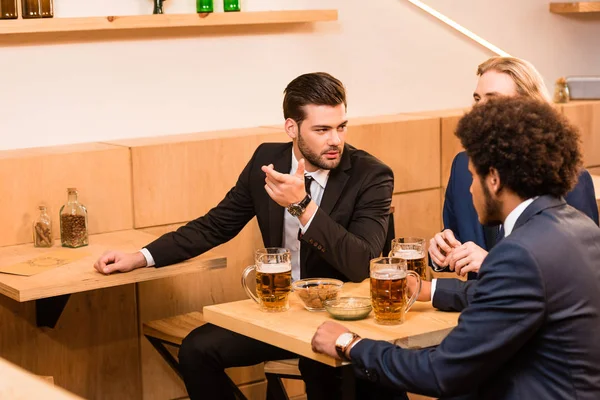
[
  {"x1": 324, "y1": 297, "x2": 372, "y2": 321},
  {"x1": 292, "y1": 278, "x2": 343, "y2": 311}
]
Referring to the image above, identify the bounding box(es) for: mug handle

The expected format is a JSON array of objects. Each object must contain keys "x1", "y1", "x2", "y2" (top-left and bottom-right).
[
  {"x1": 405, "y1": 270, "x2": 422, "y2": 312},
  {"x1": 241, "y1": 265, "x2": 260, "y2": 304}
]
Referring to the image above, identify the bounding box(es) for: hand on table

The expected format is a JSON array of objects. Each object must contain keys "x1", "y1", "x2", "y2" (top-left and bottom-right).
[
  {"x1": 407, "y1": 275, "x2": 432, "y2": 302},
  {"x1": 311, "y1": 321, "x2": 350, "y2": 360},
  {"x1": 447, "y1": 242, "x2": 488, "y2": 276},
  {"x1": 93, "y1": 251, "x2": 147, "y2": 275}
]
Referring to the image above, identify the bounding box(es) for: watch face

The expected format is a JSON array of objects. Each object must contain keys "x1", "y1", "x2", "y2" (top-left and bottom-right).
[
  {"x1": 336, "y1": 332, "x2": 355, "y2": 348},
  {"x1": 287, "y1": 205, "x2": 301, "y2": 217}
]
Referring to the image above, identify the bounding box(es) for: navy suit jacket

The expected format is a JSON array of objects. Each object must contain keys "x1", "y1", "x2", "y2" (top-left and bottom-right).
[
  {"x1": 350, "y1": 196, "x2": 600, "y2": 399},
  {"x1": 443, "y1": 151, "x2": 599, "y2": 249}
]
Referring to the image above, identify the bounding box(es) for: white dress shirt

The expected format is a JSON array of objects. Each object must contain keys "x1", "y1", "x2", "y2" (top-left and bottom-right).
[
  {"x1": 284, "y1": 152, "x2": 329, "y2": 282},
  {"x1": 141, "y1": 151, "x2": 330, "y2": 280},
  {"x1": 430, "y1": 197, "x2": 537, "y2": 301}
]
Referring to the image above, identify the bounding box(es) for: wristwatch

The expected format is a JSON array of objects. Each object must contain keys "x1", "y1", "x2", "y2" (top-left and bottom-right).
[
  {"x1": 335, "y1": 332, "x2": 361, "y2": 361},
  {"x1": 287, "y1": 193, "x2": 312, "y2": 217}
]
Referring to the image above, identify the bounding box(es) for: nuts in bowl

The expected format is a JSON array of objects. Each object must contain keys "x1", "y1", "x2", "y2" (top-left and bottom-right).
[{"x1": 292, "y1": 278, "x2": 343, "y2": 311}]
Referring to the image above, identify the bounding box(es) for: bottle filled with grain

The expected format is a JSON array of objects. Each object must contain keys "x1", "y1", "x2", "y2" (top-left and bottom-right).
[{"x1": 60, "y1": 188, "x2": 89, "y2": 248}]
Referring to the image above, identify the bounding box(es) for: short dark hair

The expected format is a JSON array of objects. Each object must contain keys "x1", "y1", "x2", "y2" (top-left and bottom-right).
[
  {"x1": 455, "y1": 97, "x2": 582, "y2": 199},
  {"x1": 283, "y1": 72, "x2": 347, "y2": 125}
]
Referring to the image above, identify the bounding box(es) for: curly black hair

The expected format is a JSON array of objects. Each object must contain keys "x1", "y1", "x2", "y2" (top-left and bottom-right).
[{"x1": 455, "y1": 97, "x2": 582, "y2": 199}]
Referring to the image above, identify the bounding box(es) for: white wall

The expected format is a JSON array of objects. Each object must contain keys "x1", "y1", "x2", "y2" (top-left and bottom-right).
[{"x1": 0, "y1": 0, "x2": 598, "y2": 150}]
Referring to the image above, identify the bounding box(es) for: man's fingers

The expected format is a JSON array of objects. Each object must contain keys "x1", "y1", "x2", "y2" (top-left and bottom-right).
[
  {"x1": 454, "y1": 257, "x2": 470, "y2": 276},
  {"x1": 262, "y1": 165, "x2": 287, "y2": 183},
  {"x1": 442, "y1": 230, "x2": 461, "y2": 248},
  {"x1": 264, "y1": 178, "x2": 279, "y2": 195},
  {"x1": 295, "y1": 158, "x2": 306, "y2": 178},
  {"x1": 434, "y1": 234, "x2": 452, "y2": 254}
]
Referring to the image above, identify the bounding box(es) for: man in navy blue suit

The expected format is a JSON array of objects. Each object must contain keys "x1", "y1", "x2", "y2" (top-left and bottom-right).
[
  {"x1": 311, "y1": 97, "x2": 600, "y2": 399},
  {"x1": 430, "y1": 57, "x2": 598, "y2": 281}
]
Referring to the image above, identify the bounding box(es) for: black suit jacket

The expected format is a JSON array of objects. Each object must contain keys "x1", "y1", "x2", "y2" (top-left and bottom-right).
[
  {"x1": 144, "y1": 142, "x2": 394, "y2": 282},
  {"x1": 350, "y1": 196, "x2": 600, "y2": 399}
]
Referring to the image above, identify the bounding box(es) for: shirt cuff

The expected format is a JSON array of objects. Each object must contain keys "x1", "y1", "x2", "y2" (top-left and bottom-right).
[
  {"x1": 299, "y1": 207, "x2": 318, "y2": 234},
  {"x1": 140, "y1": 248, "x2": 155, "y2": 267},
  {"x1": 431, "y1": 278, "x2": 437, "y2": 302}
]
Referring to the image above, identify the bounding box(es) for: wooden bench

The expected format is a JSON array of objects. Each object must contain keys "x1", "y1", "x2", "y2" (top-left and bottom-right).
[{"x1": 143, "y1": 311, "x2": 304, "y2": 400}]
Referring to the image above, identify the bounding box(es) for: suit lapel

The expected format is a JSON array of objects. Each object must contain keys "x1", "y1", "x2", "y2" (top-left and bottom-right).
[
  {"x1": 319, "y1": 144, "x2": 352, "y2": 215},
  {"x1": 512, "y1": 195, "x2": 566, "y2": 233},
  {"x1": 268, "y1": 144, "x2": 293, "y2": 247}
]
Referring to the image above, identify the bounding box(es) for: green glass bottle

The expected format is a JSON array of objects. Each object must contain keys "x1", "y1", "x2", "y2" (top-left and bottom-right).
[
  {"x1": 197, "y1": 0, "x2": 213, "y2": 13},
  {"x1": 223, "y1": 0, "x2": 240, "y2": 12}
]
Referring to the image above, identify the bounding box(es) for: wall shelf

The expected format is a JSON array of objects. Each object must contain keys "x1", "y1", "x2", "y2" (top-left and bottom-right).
[
  {"x1": 0, "y1": 10, "x2": 338, "y2": 36},
  {"x1": 550, "y1": 2, "x2": 600, "y2": 14}
]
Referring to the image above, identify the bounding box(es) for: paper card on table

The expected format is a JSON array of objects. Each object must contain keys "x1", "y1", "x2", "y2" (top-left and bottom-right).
[{"x1": 0, "y1": 249, "x2": 90, "y2": 276}]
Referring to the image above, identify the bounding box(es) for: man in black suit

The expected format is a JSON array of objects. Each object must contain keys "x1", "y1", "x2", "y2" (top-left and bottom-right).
[
  {"x1": 311, "y1": 97, "x2": 600, "y2": 399},
  {"x1": 93, "y1": 73, "x2": 400, "y2": 399}
]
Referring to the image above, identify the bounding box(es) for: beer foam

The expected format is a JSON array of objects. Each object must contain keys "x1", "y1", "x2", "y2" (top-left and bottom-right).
[
  {"x1": 258, "y1": 262, "x2": 291, "y2": 273},
  {"x1": 394, "y1": 249, "x2": 424, "y2": 260},
  {"x1": 371, "y1": 268, "x2": 406, "y2": 280}
]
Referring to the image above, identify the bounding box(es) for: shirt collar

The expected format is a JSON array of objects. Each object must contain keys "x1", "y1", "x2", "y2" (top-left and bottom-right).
[
  {"x1": 291, "y1": 150, "x2": 330, "y2": 189},
  {"x1": 503, "y1": 197, "x2": 538, "y2": 237}
]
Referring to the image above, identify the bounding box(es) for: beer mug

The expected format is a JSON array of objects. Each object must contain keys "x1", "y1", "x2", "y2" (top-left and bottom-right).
[
  {"x1": 370, "y1": 257, "x2": 422, "y2": 325},
  {"x1": 389, "y1": 237, "x2": 428, "y2": 281},
  {"x1": 242, "y1": 248, "x2": 292, "y2": 312}
]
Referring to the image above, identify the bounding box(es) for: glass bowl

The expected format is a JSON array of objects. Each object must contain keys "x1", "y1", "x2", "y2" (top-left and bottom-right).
[
  {"x1": 292, "y1": 278, "x2": 343, "y2": 311},
  {"x1": 324, "y1": 297, "x2": 372, "y2": 321}
]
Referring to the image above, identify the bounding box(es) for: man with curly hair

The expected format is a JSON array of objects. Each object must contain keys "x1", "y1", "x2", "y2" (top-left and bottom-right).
[
  {"x1": 311, "y1": 97, "x2": 600, "y2": 399},
  {"x1": 431, "y1": 56, "x2": 598, "y2": 280}
]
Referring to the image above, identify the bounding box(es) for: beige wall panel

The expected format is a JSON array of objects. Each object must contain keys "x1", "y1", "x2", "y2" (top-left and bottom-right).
[
  {"x1": 138, "y1": 219, "x2": 264, "y2": 400},
  {"x1": 391, "y1": 189, "x2": 442, "y2": 245},
  {"x1": 108, "y1": 128, "x2": 286, "y2": 228},
  {"x1": 0, "y1": 286, "x2": 141, "y2": 400},
  {"x1": 562, "y1": 101, "x2": 600, "y2": 167},
  {"x1": 440, "y1": 116, "x2": 463, "y2": 187},
  {"x1": 347, "y1": 115, "x2": 440, "y2": 193},
  {"x1": 402, "y1": 108, "x2": 468, "y2": 189},
  {"x1": 0, "y1": 143, "x2": 133, "y2": 247}
]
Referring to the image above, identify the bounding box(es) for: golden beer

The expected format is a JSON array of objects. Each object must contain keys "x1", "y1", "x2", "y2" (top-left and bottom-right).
[
  {"x1": 390, "y1": 237, "x2": 428, "y2": 281},
  {"x1": 370, "y1": 257, "x2": 421, "y2": 325},
  {"x1": 255, "y1": 264, "x2": 292, "y2": 312},
  {"x1": 242, "y1": 248, "x2": 292, "y2": 312},
  {"x1": 393, "y1": 249, "x2": 427, "y2": 281},
  {"x1": 370, "y1": 268, "x2": 409, "y2": 324}
]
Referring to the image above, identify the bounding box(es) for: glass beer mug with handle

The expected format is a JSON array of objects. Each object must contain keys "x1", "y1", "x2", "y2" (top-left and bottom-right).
[
  {"x1": 242, "y1": 248, "x2": 292, "y2": 312},
  {"x1": 370, "y1": 257, "x2": 422, "y2": 325},
  {"x1": 389, "y1": 237, "x2": 428, "y2": 281}
]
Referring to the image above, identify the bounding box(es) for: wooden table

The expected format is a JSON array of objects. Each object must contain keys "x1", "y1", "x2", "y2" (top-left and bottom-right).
[
  {"x1": 0, "y1": 357, "x2": 83, "y2": 400},
  {"x1": 204, "y1": 281, "x2": 459, "y2": 367},
  {"x1": 0, "y1": 229, "x2": 226, "y2": 326}
]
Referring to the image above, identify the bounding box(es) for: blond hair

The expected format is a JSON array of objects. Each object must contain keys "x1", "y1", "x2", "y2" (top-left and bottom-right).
[{"x1": 477, "y1": 57, "x2": 551, "y2": 103}]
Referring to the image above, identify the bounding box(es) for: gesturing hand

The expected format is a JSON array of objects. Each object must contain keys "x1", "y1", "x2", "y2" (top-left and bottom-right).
[{"x1": 262, "y1": 158, "x2": 308, "y2": 207}]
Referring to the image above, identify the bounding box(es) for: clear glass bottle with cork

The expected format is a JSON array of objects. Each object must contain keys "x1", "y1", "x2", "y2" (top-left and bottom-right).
[
  {"x1": 60, "y1": 188, "x2": 89, "y2": 248},
  {"x1": 33, "y1": 206, "x2": 53, "y2": 248}
]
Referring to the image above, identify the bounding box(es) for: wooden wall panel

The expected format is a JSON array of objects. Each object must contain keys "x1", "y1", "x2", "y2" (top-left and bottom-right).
[
  {"x1": 0, "y1": 143, "x2": 133, "y2": 247},
  {"x1": 391, "y1": 189, "x2": 442, "y2": 245},
  {"x1": 0, "y1": 286, "x2": 141, "y2": 400},
  {"x1": 138, "y1": 219, "x2": 264, "y2": 400},
  {"x1": 107, "y1": 127, "x2": 285, "y2": 228},
  {"x1": 402, "y1": 108, "x2": 468, "y2": 188},
  {"x1": 562, "y1": 100, "x2": 600, "y2": 167},
  {"x1": 347, "y1": 115, "x2": 440, "y2": 193}
]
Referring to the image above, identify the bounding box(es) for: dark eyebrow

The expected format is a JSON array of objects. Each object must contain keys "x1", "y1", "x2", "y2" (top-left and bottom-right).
[
  {"x1": 338, "y1": 120, "x2": 349, "y2": 128},
  {"x1": 311, "y1": 125, "x2": 333, "y2": 130}
]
